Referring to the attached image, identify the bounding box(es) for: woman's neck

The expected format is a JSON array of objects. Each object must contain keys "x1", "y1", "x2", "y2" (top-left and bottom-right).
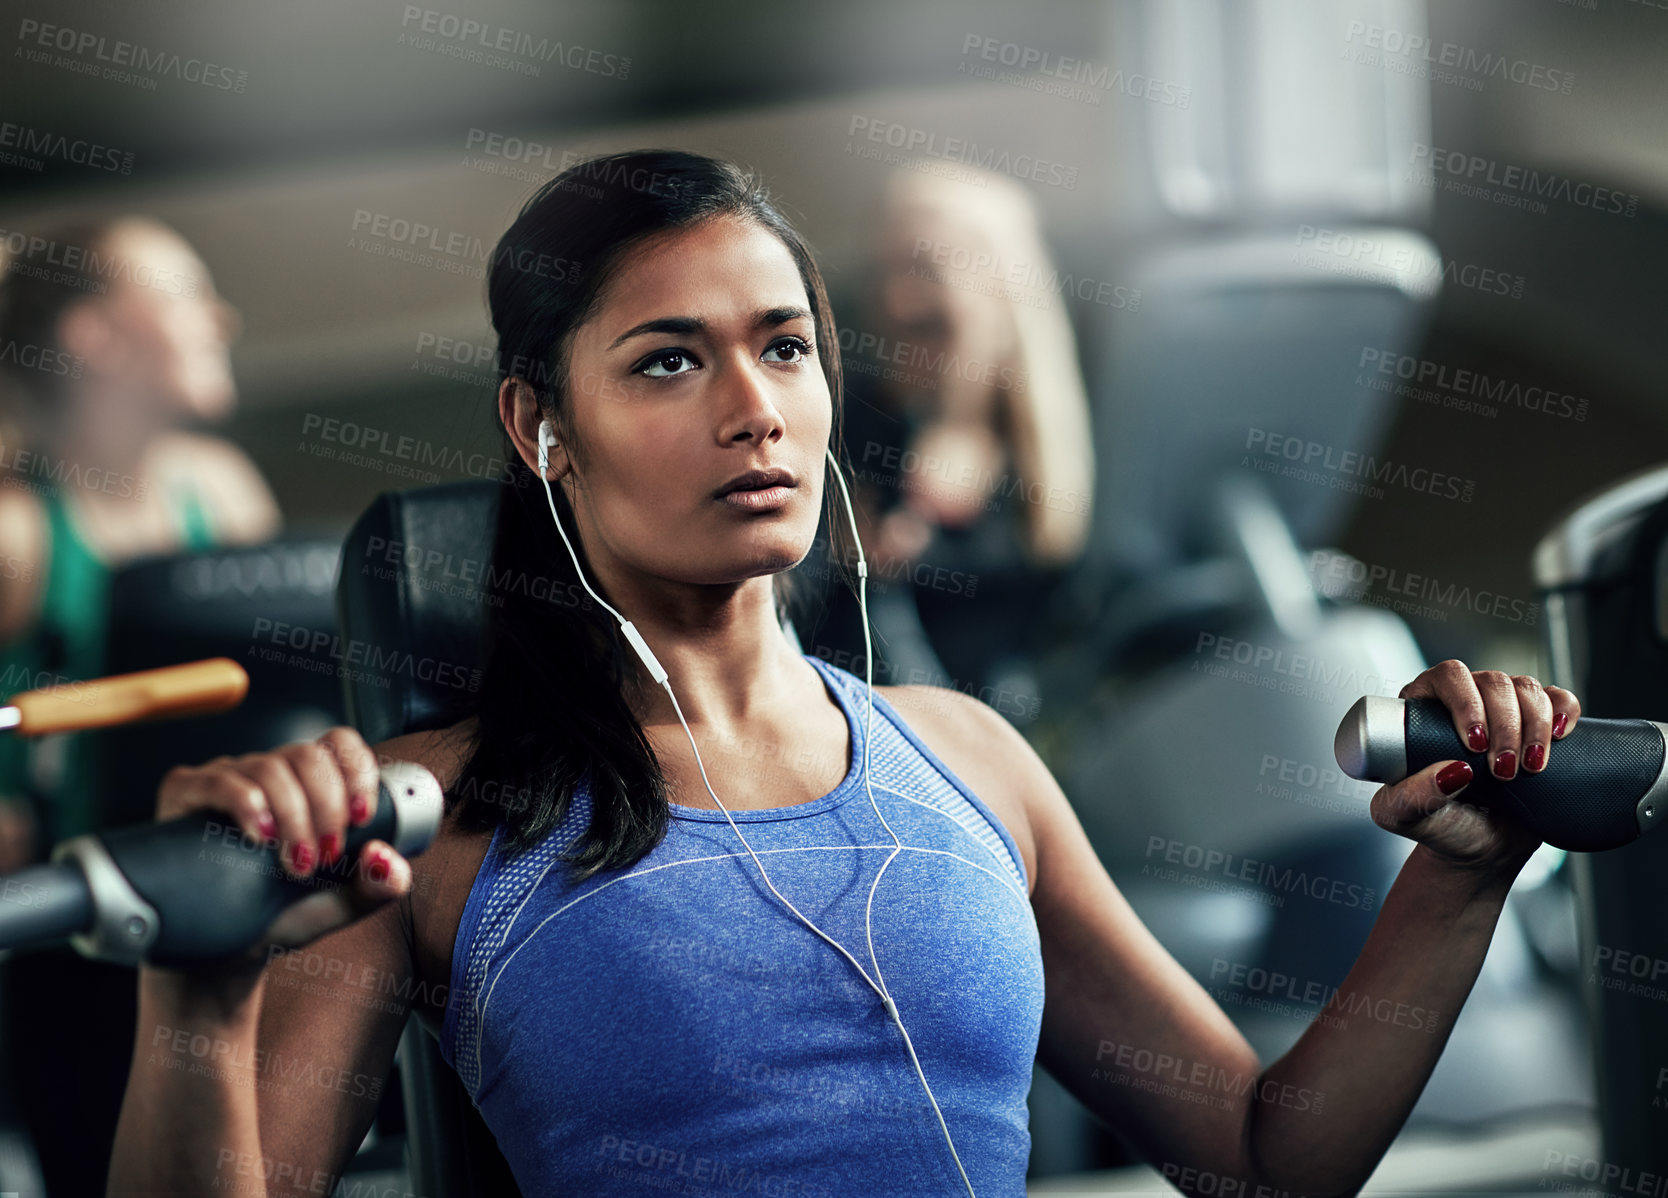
[{"x1": 607, "y1": 575, "x2": 806, "y2": 736}]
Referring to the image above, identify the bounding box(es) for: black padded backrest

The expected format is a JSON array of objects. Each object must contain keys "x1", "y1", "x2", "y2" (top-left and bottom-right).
[
  {"x1": 334, "y1": 479, "x2": 521, "y2": 1198},
  {"x1": 334, "y1": 479, "x2": 501, "y2": 744}
]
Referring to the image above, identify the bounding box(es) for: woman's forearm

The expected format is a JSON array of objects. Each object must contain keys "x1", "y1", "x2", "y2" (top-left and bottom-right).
[
  {"x1": 108, "y1": 965, "x2": 269, "y2": 1197},
  {"x1": 1245, "y1": 844, "x2": 1520, "y2": 1195}
]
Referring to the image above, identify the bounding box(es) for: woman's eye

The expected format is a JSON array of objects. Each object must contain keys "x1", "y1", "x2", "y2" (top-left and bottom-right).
[
  {"x1": 764, "y1": 337, "x2": 813, "y2": 364},
  {"x1": 638, "y1": 350, "x2": 696, "y2": 378}
]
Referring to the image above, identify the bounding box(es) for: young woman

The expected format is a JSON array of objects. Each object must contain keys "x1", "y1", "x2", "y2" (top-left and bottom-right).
[{"x1": 109, "y1": 149, "x2": 1576, "y2": 1197}]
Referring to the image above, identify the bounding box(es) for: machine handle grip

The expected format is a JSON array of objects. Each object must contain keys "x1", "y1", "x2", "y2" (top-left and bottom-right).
[{"x1": 1334, "y1": 695, "x2": 1668, "y2": 852}]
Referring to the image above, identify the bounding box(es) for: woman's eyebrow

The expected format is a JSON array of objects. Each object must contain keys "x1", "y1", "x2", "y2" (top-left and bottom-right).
[{"x1": 607, "y1": 305, "x2": 810, "y2": 350}]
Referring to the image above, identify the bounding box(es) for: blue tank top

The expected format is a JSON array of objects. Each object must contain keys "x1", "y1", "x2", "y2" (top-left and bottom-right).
[{"x1": 441, "y1": 653, "x2": 1045, "y2": 1196}]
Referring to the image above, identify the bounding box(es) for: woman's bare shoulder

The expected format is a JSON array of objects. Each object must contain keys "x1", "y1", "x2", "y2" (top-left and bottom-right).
[{"x1": 147, "y1": 429, "x2": 281, "y2": 542}]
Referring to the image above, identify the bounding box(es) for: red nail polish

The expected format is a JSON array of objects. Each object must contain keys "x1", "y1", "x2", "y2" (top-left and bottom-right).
[
  {"x1": 1525, "y1": 743, "x2": 1545, "y2": 772},
  {"x1": 256, "y1": 812, "x2": 277, "y2": 841},
  {"x1": 1493, "y1": 749, "x2": 1517, "y2": 779},
  {"x1": 320, "y1": 833, "x2": 342, "y2": 865},
  {"x1": 1466, "y1": 724, "x2": 1489, "y2": 753},
  {"x1": 1436, "y1": 761, "x2": 1473, "y2": 795},
  {"x1": 1552, "y1": 712, "x2": 1568, "y2": 739},
  {"x1": 349, "y1": 795, "x2": 370, "y2": 824},
  {"x1": 366, "y1": 851, "x2": 390, "y2": 884},
  {"x1": 292, "y1": 842, "x2": 315, "y2": 872}
]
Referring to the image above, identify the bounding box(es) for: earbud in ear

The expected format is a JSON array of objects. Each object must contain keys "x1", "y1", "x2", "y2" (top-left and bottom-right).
[{"x1": 537, "y1": 419, "x2": 554, "y2": 476}]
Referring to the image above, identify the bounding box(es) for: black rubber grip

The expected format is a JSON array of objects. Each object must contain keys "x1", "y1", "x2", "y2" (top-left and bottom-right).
[
  {"x1": 101, "y1": 779, "x2": 407, "y2": 968},
  {"x1": 1404, "y1": 698, "x2": 1663, "y2": 852}
]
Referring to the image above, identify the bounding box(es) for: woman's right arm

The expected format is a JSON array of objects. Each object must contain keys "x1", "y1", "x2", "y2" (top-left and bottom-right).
[{"x1": 107, "y1": 727, "x2": 427, "y2": 1198}]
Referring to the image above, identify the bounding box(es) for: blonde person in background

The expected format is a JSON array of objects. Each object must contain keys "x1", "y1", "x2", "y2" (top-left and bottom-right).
[
  {"x1": 0, "y1": 216, "x2": 280, "y2": 1197},
  {"x1": 0, "y1": 216, "x2": 281, "y2": 862},
  {"x1": 859, "y1": 165, "x2": 1094, "y2": 574},
  {"x1": 829, "y1": 164, "x2": 1094, "y2": 702}
]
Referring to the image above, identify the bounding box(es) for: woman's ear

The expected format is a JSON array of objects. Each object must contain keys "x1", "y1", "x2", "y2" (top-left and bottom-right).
[{"x1": 499, "y1": 376, "x2": 570, "y2": 482}]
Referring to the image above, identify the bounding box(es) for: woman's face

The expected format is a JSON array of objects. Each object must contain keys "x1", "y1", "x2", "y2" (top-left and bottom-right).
[
  {"x1": 71, "y1": 222, "x2": 240, "y2": 430},
  {"x1": 554, "y1": 214, "x2": 832, "y2": 591}
]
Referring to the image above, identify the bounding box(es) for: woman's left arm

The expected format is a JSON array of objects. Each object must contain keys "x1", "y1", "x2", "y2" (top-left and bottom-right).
[{"x1": 997, "y1": 660, "x2": 1574, "y2": 1197}]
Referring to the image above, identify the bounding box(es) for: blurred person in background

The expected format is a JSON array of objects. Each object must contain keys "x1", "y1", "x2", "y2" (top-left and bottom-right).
[
  {"x1": 820, "y1": 166, "x2": 1093, "y2": 713},
  {"x1": 0, "y1": 215, "x2": 281, "y2": 1195}
]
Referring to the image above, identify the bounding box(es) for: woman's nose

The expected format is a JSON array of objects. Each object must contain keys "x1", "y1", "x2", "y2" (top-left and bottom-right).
[{"x1": 721, "y1": 361, "x2": 785, "y2": 445}]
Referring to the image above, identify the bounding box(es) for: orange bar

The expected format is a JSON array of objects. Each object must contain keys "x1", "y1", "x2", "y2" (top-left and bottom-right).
[{"x1": 7, "y1": 658, "x2": 250, "y2": 736}]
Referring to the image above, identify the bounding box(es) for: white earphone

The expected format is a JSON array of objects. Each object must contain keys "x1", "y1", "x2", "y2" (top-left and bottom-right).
[{"x1": 535, "y1": 417, "x2": 976, "y2": 1195}]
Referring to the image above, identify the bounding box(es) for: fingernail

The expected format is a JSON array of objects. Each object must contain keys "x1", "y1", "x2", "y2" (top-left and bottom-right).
[
  {"x1": 1493, "y1": 749, "x2": 1517, "y2": 779},
  {"x1": 1466, "y1": 724, "x2": 1489, "y2": 752},
  {"x1": 320, "y1": 833, "x2": 342, "y2": 865},
  {"x1": 366, "y1": 851, "x2": 390, "y2": 885},
  {"x1": 349, "y1": 795, "x2": 370, "y2": 824},
  {"x1": 256, "y1": 812, "x2": 277, "y2": 841},
  {"x1": 1525, "y1": 742, "x2": 1546, "y2": 772},
  {"x1": 1436, "y1": 761, "x2": 1473, "y2": 795},
  {"x1": 292, "y1": 842, "x2": 315, "y2": 873},
  {"x1": 1552, "y1": 712, "x2": 1568, "y2": 739}
]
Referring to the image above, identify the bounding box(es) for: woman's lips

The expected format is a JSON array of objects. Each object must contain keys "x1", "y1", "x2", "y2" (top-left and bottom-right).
[{"x1": 716, "y1": 484, "x2": 794, "y2": 510}]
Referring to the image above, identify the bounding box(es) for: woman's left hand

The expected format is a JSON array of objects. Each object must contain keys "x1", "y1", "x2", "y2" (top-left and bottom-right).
[{"x1": 1370, "y1": 660, "x2": 1580, "y2": 876}]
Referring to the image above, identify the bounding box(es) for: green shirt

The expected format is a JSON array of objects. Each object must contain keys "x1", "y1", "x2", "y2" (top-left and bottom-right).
[{"x1": 0, "y1": 478, "x2": 216, "y2": 843}]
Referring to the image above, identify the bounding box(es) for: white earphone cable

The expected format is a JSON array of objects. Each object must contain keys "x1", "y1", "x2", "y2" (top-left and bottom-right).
[{"x1": 536, "y1": 424, "x2": 975, "y2": 1196}]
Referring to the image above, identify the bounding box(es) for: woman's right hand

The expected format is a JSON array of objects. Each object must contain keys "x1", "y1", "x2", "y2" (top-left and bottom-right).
[{"x1": 154, "y1": 727, "x2": 414, "y2": 970}]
